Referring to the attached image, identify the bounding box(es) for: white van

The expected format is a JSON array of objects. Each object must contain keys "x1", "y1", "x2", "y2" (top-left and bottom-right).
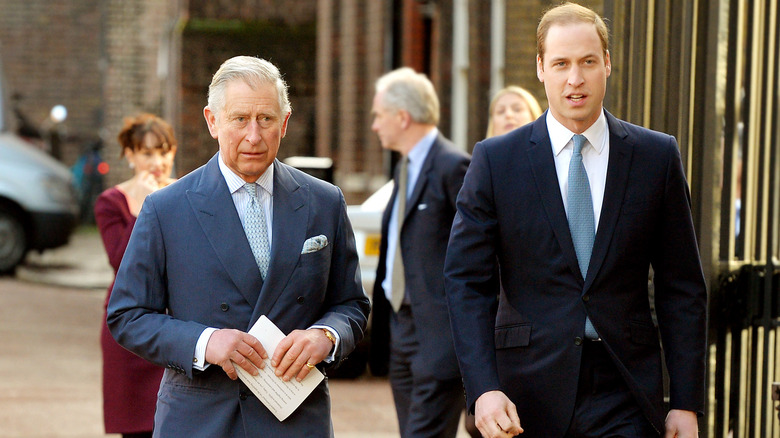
[{"x1": 0, "y1": 53, "x2": 79, "y2": 273}]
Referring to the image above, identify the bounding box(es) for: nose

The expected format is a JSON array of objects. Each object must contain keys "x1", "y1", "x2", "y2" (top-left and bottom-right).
[
  {"x1": 568, "y1": 65, "x2": 585, "y2": 87},
  {"x1": 371, "y1": 118, "x2": 379, "y2": 132},
  {"x1": 150, "y1": 153, "x2": 163, "y2": 167},
  {"x1": 247, "y1": 119, "x2": 262, "y2": 145}
]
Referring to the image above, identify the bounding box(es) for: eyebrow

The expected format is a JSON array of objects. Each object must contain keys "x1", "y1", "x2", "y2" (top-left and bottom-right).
[{"x1": 548, "y1": 52, "x2": 600, "y2": 63}]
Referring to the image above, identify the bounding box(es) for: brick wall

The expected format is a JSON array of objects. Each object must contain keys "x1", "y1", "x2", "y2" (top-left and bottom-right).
[
  {"x1": 0, "y1": 0, "x2": 316, "y2": 190},
  {"x1": 0, "y1": 0, "x2": 104, "y2": 167},
  {"x1": 504, "y1": 0, "x2": 605, "y2": 114},
  {"x1": 315, "y1": 0, "x2": 386, "y2": 204},
  {"x1": 179, "y1": 1, "x2": 318, "y2": 177},
  {"x1": 468, "y1": 0, "x2": 492, "y2": 147},
  {"x1": 101, "y1": 0, "x2": 179, "y2": 187},
  {"x1": 1, "y1": 0, "x2": 607, "y2": 207}
]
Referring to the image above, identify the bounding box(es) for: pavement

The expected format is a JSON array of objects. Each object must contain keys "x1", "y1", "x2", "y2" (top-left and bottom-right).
[
  {"x1": 16, "y1": 227, "x2": 114, "y2": 290},
  {"x1": 5, "y1": 226, "x2": 471, "y2": 437}
]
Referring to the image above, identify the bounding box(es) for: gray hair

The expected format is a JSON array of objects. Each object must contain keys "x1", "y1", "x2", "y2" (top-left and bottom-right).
[
  {"x1": 207, "y1": 56, "x2": 291, "y2": 118},
  {"x1": 375, "y1": 67, "x2": 439, "y2": 125}
]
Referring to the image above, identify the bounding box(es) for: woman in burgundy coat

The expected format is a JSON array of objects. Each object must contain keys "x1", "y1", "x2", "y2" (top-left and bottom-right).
[{"x1": 95, "y1": 113, "x2": 177, "y2": 438}]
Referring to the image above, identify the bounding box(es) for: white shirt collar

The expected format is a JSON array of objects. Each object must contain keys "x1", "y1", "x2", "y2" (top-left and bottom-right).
[
  {"x1": 218, "y1": 152, "x2": 275, "y2": 196},
  {"x1": 547, "y1": 110, "x2": 608, "y2": 156}
]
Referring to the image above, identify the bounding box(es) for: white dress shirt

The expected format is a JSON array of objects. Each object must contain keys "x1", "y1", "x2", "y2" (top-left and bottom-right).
[
  {"x1": 382, "y1": 127, "x2": 438, "y2": 302},
  {"x1": 547, "y1": 110, "x2": 609, "y2": 231}
]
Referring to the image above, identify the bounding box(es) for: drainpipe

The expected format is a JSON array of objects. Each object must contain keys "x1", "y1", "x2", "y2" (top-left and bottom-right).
[
  {"x1": 451, "y1": 0, "x2": 468, "y2": 151},
  {"x1": 490, "y1": 0, "x2": 506, "y2": 99}
]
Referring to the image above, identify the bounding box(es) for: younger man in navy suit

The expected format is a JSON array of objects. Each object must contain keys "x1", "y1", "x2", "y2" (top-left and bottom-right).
[{"x1": 445, "y1": 3, "x2": 707, "y2": 437}]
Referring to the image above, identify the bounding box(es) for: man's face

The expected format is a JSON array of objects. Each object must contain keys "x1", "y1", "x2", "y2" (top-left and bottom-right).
[
  {"x1": 537, "y1": 22, "x2": 611, "y2": 134},
  {"x1": 370, "y1": 91, "x2": 405, "y2": 152},
  {"x1": 204, "y1": 79, "x2": 290, "y2": 183}
]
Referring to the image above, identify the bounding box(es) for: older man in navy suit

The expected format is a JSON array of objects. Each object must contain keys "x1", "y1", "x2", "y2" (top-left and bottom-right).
[
  {"x1": 368, "y1": 67, "x2": 470, "y2": 437},
  {"x1": 107, "y1": 56, "x2": 369, "y2": 437},
  {"x1": 445, "y1": 3, "x2": 707, "y2": 438}
]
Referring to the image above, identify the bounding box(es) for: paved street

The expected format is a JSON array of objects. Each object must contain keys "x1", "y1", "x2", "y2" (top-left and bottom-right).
[{"x1": 0, "y1": 228, "x2": 470, "y2": 437}]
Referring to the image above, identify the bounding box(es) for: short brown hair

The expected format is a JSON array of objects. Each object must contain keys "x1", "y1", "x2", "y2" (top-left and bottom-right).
[
  {"x1": 537, "y1": 2, "x2": 609, "y2": 62},
  {"x1": 117, "y1": 113, "x2": 177, "y2": 157}
]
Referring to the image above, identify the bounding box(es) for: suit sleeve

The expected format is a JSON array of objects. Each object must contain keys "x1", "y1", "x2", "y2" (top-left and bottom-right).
[
  {"x1": 444, "y1": 141, "x2": 502, "y2": 410},
  {"x1": 651, "y1": 137, "x2": 708, "y2": 415},
  {"x1": 314, "y1": 188, "x2": 371, "y2": 366},
  {"x1": 106, "y1": 195, "x2": 207, "y2": 378}
]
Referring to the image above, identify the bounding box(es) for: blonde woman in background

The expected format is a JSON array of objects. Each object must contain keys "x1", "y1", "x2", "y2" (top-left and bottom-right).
[{"x1": 486, "y1": 85, "x2": 543, "y2": 138}]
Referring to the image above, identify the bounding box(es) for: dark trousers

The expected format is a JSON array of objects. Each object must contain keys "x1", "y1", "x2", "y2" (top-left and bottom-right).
[
  {"x1": 389, "y1": 305, "x2": 464, "y2": 438},
  {"x1": 564, "y1": 341, "x2": 660, "y2": 438}
]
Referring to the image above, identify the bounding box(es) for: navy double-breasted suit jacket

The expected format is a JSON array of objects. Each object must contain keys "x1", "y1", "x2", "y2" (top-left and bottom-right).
[
  {"x1": 444, "y1": 111, "x2": 707, "y2": 437},
  {"x1": 107, "y1": 154, "x2": 370, "y2": 437}
]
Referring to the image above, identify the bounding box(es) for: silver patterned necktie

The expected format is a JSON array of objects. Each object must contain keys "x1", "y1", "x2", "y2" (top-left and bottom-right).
[
  {"x1": 390, "y1": 157, "x2": 409, "y2": 312},
  {"x1": 243, "y1": 182, "x2": 270, "y2": 279},
  {"x1": 567, "y1": 134, "x2": 599, "y2": 340}
]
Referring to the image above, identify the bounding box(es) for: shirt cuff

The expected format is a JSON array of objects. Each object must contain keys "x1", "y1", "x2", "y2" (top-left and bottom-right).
[
  {"x1": 309, "y1": 325, "x2": 339, "y2": 363},
  {"x1": 193, "y1": 327, "x2": 218, "y2": 371}
]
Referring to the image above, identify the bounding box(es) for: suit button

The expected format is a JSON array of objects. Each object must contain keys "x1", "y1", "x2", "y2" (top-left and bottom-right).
[
  {"x1": 220, "y1": 303, "x2": 229, "y2": 312},
  {"x1": 582, "y1": 294, "x2": 590, "y2": 302},
  {"x1": 574, "y1": 337, "x2": 583, "y2": 346},
  {"x1": 297, "y1": 296, "x2": 305, "y2": 304},
  {"x1": 239, "y1": 391, "x2": 248, "y2": 401}
]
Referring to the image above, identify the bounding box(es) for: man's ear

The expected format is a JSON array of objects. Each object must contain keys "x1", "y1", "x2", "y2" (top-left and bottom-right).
[
  {"x1": 280, "y1": 112, "x2": 291, "y2": 138},
  {"x1": 203, "y1": 106, "x2": 218, "y2": 139},
  {"x1": 605, "y1": 50, "x2": 612, "y2": 78},
  {"x1": 537, "y1": 55, "x2": 544, "y2": 82},
  {"x1": 399, "y1": 110, "x2": 412, "y2": 129}
]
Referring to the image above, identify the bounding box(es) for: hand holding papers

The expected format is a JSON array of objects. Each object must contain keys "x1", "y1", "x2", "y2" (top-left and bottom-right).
[{"x1": 232, "y1": 316, "x2": 325, "y2": 421}]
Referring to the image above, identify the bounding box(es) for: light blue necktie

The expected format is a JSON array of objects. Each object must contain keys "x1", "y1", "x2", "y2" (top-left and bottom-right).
[
  {"x1": 567, "y1": 134, "x2": 599, "y2": 340},
  {"x1": 243, "y1": 182, "x2": 270, "y2": 279}
]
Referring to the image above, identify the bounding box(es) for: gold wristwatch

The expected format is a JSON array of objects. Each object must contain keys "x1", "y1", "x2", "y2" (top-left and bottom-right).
[{"x1": 322, "y1": 328, "x2": 336, "y2": 345}]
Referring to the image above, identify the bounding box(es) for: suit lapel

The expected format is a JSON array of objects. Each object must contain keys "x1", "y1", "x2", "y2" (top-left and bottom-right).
[
  {"x1": 584, "y1": 112, "x2": 632, "y2": 292},
  {"x1": 186, "y1": 155, "x2": 263, "y2": 307},
  {"x1": 250, "y1": 160, "x2": 308, "y2": 324},
  {"x1": 380, "y1": 169, "x2": 398, "y2": 250},
  {"x1": 527, "y1": 117, "x2": 583, "y2": 280},
  {"x1": 404, "y1": 137, "x2": 439, "y2": 220}
]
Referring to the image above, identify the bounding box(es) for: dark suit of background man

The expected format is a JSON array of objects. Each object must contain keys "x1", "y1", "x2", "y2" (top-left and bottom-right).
[
  {"x1": 444, "y1": 3, "x2": 707, "y2": 438},
  {"x1": 368, "y1": 67, "x2": 470, "y2": 437},
  {"x1": 107, "y1": 56, "x2": 370, "y2": 437}
]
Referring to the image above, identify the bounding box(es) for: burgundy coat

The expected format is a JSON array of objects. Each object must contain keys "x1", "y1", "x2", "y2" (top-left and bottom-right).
[{"x1": 95, "y1": 186, "x2": 163, "y2": 434}]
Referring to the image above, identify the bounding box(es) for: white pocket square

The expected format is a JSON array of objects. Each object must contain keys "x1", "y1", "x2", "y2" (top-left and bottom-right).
[
  {"x1": 417, "y1": 204, "x2": 428, "y2": 210},
  {"x1": 301, "y1": 235, "x2": 329, "y2": 254}
]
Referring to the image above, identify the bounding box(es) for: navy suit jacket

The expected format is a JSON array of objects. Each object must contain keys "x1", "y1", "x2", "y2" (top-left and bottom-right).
[
  {"x1": 107, "y1": 154, "x2": 370, "y2": 437},
  {"x1": 444, "y1": 111, "x2": 707, "y2": 436},
  {"x1": 369, "y1": 135, "x2": 469, "y2": 380}
]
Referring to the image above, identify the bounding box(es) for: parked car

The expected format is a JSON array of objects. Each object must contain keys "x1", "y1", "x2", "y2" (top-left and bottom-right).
[
  {"x1": 346, "y1": 181, "x2": 393, "y2": 301},
  {"x1": 323, "y1": 181, "x2": 391, "y2": 378},
  {"x1": 0, "y1": 133, "x2": 80, "y2": 273},
  {"x1": 0, "y1": 53, "x2": 79, "y2": 274}
]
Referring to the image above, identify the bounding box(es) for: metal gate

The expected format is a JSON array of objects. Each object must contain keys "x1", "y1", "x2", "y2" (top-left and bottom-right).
[{"x1": 603, "y1": 1, "x2": 780, "y2": 436}]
